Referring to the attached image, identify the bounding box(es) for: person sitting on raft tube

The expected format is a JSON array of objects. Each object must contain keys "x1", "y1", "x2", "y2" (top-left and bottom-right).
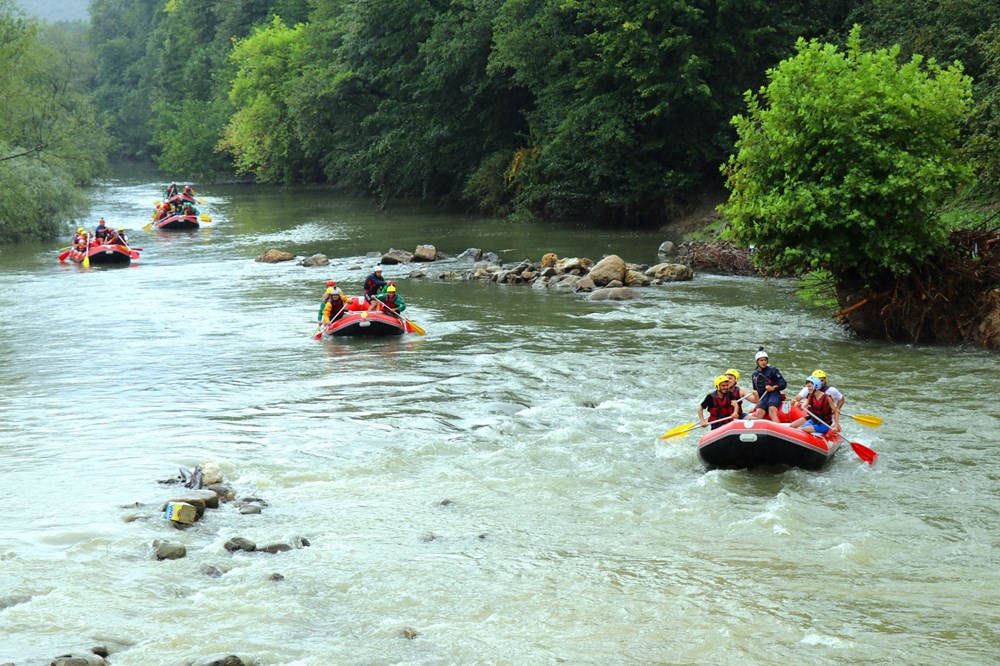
[
  {"x1": 698, "y1": 375, "x2": 739, "y2": 430},
  {"x1": 94, "y1": 217, "x2": 111, "y2": 243},
  {"x1": 375, "y1": 283, "x2": 406, "y2": 316},
  {"x1": 791, "y1": 369, "x2": 845, "y2": 412},
  {"x1": 790, "y1": 376, "x2": 840, "y2": 434},
  {"x1": 363, "y1": 267, "x2": 387, "y2": 310},
  {"x1": 724, "y1": 368, "x2": 749, "y2": 419},
  {"x1": 72, "y1": 227, "x2": 89, "y2": 249},
  {"x1": 747, "y1": 347, "x2": 787, "y2": 423},
  {"x1": 319, "y1": 281, "x2": 348, "y2": 324},
  {"x1": 105, "y1": 227, "x2": 127, "y2": 246}
]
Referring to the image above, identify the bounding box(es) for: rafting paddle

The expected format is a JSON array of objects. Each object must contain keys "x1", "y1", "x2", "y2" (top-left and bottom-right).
[
  {"x1": 659, "y1": 415, "x2": 734, "y2": 440},
  {"x1": 374, "y1": 296, "x2": 425, "y2": 335},
  {"x1": 803, "y1": 407, "x2": 878, "y2": 465},
  {"x1": 82, "y1": 237, "x2": 90, "y2": 268},
  {"x1": 845, "y1": 413, "x2": 882, "y2": 428}
]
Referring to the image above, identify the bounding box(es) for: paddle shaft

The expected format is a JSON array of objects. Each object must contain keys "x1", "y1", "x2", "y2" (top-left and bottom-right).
[
  {"x1": 804, "y1": 407, "x2": 878, "y2": 464},
  {"x1": 373, "y1": 295, "x2": 424, "y2": 334}
]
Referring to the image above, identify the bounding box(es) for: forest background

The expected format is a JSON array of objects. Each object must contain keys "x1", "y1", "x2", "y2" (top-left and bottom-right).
[{"x1": 3, "y1": 0, "x2": 999, "y2": 243}]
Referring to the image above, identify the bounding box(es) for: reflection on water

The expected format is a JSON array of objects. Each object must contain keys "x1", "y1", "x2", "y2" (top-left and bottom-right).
[{"x1": 0, "y1": 176, "x2": 997, "y2": 665}]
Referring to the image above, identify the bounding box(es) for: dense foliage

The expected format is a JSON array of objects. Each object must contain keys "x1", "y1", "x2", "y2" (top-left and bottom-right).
[
  {"x1": 5, "y1": 0, "x2": 999, "y2": 241},
  {"x1": 87, "y1": 0, "x2": 860, "y2": 223},
  {"x1": 721, "y1": 26, "x2": 974, "y2": 286},
  {"x1": 0, "y1": 2, "x2": 107, "y2": 241}
]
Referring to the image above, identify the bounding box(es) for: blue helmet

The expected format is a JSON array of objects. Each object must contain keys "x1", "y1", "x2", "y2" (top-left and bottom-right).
[{"x1": 806, "y1": 376, "x2": 822, "y2": 389}]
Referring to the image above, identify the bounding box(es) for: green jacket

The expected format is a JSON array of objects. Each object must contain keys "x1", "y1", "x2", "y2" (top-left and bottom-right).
[{"x1": 376, "y1": 288, "x2": 406, "y2": 313}]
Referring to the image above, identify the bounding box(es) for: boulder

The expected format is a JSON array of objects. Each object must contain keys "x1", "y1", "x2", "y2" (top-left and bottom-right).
[
  {"x1": 412, "y1": 244, "x2": 437, "y2": 262},
  {"x1": 297, "y1": 254, "x2": 329, "y2": 267},
  {"x1": 590, "y1": 287, "x2": 641, "y2": 301},
  {"x1": 624, "y1": 269, "x2": 652, "y2": 287},
  {"x1": 50, "y1": 656, "x2": 107, "y2": 666},
  {"x1": 224, "y1": 537, "x2": 256, "y2": 553},
  {"x1": 153, "y1": 539, "x2": 186, "y2": 560},
  {"x1": 588, "y1": 255, "x2": 627, "y2": 286},
  {"x1": 658, "y1": 240, "x2": 676, "y2": 255},
  {"x1": 456, "y1": 248, "x2": 483, "y2": 262},
  {"x1": 188, "y1": 656, "x2": 249, "y2": 666},
  {"x1": 255, "y1": 249, "x2": 295, "y2": 263},
  {"x1": 646, "y1": 262, "x2": 694, "y2": 281},
  {"x1": 554, "y1": 257, "x2": 592, "y2": 274},
  {"x1": 540, "y1": 252, "x2": 558, "y2": 268},
  {"x1": 380, "y1": 248, "x2": 412, "y2": 264}
]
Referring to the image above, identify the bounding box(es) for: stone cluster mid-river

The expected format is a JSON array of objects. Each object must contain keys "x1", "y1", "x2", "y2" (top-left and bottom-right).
[{"x1": 0, "y1": 173, "x2": 997, "y2": 665}]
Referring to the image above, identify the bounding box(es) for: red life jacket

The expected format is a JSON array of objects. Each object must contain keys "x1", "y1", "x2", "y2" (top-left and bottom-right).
[
  {"x1": 708, "y1": 390, "x2": 735, "y2": 422},
  {"x1": 807, "y1": 391, "x2": 833, "y2": 425}
]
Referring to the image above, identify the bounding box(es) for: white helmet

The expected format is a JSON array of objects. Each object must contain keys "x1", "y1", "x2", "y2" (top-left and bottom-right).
[{"x1": 754, "y1": 349, "x2": 768, "y2": 361}]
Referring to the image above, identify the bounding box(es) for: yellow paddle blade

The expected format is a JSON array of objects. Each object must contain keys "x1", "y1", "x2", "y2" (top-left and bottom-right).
[
  {"x1": 143, "y1": 222, "x2": 153, "y2": 231},
  {"x1": 849, "y1": 414, "x2": 883, "y2": 428},
  {"x1": 82, "y1": 254, "x2": 90, "y2": 268},
  {"x1": 407, "y1": 319, "x2": 426, "y2": 335},
  {"x1": 200, "y1": 214, "x2": 212, "y2": 223},
  {"x1": 659, "y1": 423, "x2": 696, "y2": 440}
]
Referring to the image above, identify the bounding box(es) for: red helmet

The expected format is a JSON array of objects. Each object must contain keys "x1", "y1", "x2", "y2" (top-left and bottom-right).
[
  {"x1": 326, "y1": 280, "x2": 336, "y2": 287},
  {"x1": 184, "y1": 185, "x2": 192, "y2": 191}
]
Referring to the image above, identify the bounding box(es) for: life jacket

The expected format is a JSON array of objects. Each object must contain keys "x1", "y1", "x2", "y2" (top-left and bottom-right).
[
  {"x1": 731, "y1": 384, "x2": 745, "y2": 418},
  {"x1": 383, "y1": 292, "x2": 399, "y2": 310},
  {"x1": 807, "y1": 390, "x2": 833, "y2": 425},
  {"x1": 363, "y1": 274, "x2": 384, "y2": 296},
  {"x1": 325, "y1": 296, "x2": 345, "y2": 319},
  {"x1": 707, "y1": 390, "x2": 735, "y2": 422},
  {"x1": 751, "y1": 366, "x2": 787, "y2": 395}
]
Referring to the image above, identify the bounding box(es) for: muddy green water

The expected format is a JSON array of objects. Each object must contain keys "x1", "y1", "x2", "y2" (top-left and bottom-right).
[{"x1": 0, "y1": 172, "x2": 997, "y2": 665}]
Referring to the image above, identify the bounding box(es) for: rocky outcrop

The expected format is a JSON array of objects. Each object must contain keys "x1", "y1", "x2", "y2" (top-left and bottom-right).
[
  {"x1": 297, "y1": 254, "x2": 329, "y2": 267},
  {"x1": 408, "y1": 249, "x2": 693, "y2": 293},
  {"x1": 254, "y1": 249, "x2": 295, "y2": 263}
]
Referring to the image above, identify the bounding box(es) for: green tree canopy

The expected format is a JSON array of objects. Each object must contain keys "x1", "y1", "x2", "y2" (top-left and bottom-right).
[
  {"x1": 0, "y1": 1, "x2": 107, "y2": 240},
  {"x1": 721, "y1": 26, "x2": 974, "y2": 286}
]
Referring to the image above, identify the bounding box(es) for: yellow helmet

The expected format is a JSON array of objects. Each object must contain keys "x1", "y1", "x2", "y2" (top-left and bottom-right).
[
  {"x1": 325, "y1": 287, "x2": 334, "y2": 294},
  {"x1": 714, "y1": 375, "x2": 729, "y2": 389},
  {"x1": 725, "y1": 368, "x2": 740, "y2": 381},
  {"x1": 77, "y1": 227, "x2": 85, "y2": 233},
  {"x1": 812, "y1": 369, "x2": 827, "y2": 379},
  {"x1": 387, "y1": 285, "x2": 397, "y2": 293}
]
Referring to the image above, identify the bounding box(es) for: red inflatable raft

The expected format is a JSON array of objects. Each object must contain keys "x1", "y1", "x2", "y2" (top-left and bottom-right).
[
  {"x1": 697, "y1": 405, "x2": 842, "y2": 471},
  {"x1": 318, "y1": 296, "x2": 417, "y2": 337},
  {"x1": 66, "y1": 243, "x2": 139, "y2": 266}
]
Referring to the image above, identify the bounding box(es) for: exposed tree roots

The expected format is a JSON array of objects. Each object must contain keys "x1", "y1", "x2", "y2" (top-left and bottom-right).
[{"x1": 836, "y1": 215, "x2": 1000, "y2": 346}]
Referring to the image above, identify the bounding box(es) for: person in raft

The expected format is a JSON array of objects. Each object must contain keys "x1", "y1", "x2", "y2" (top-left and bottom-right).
[
  {"x1": 790, "y1": 376, "x2": 840, "y2": 434},
  {"x1": 94, "y1": 217, "x2": 111, "y2": 243},
  {"x1": 72, "y1": 227, "x2": 89, "y2": 250},
  {"x1": 319, "y1": 280, "x2": 348, "y2": 324},
  {"x1": 698, "y1": 375, "x2": 739, "y2": 429},
  {"x1": 375, "y1": 283, "x2": 406, "y2": 316},
  {"x1": 724, "y1": 368, "x2": 749, "y2": 419},
  {"x1": 791, "y1": 369, "x2": 845, "y2": 412},
  {"x1": 747, "y1": 347, "x2": 787, "y2": 422},
  {"x1": 363, "y1": 267, "x2": 387, "y2": 310}
]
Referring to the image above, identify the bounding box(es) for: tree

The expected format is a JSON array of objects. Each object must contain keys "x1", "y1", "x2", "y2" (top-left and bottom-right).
[
  {"x1": 846, "y1": 0, "x2": 1000, "y2": 192},
  {"x1": 721, "y1": 26, "x2": 974, "y2": 286},
  {"x1": 0, "y1": 1, "x2": 107, "y2": 240}
]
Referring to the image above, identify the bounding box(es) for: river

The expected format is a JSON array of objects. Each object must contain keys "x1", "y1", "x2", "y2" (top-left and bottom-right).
[{"x1": 0, "y1": 170, "x2": 997, "y2": 665}]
